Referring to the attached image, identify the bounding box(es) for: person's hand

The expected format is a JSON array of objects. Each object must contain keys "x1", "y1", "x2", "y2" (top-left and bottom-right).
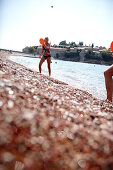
[{"x1": 39, "y1": 55, "x2": 41, "y2": 58}]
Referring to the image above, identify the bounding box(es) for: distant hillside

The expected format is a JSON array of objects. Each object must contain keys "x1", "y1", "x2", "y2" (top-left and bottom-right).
[{"x1": 22, "y1": 46, "x2": 113, "y2": 66}]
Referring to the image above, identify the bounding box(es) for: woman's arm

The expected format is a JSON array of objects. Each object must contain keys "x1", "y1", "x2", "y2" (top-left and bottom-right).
[{"x1": 39, "y1": 47, "x2": 44, "y2": 58}]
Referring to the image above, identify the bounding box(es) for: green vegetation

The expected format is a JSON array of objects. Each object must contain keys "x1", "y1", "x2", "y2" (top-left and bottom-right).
[
  {"x1": 102, "y1": 49, "x2": 113, "y2": 62},
  {"x1": 91, "y1": 43, "x2": 94, "y2": 49},
  {"x1": 88, "y1": 48, "x2": 93, "y2": 54},
  {"x1": 64, "y1": 51, "x2": 79, "y2": 59},
  {"x1": 70, "y1": 42, "x2": 75, "y2": 46},
  {"x1": 85, "y1": 48, "x2": 113, "y2": 62},
  {"x1": 85, "y1": 53, "x2": 101, "y2": 60},
  {"x1": 69, "y1": 42, "x2": 78, "y2": 48},
  {"x1": 85, "y1": 49, "x2": 101, "y2": 60},
  {"x1": 79, "y1": 41, "x2": 83, "y2": 46},
  {"x1": 56, "y1": 53, "x2": 60, "y2": 58},
  {"x1": 59, "y1": 40, "x2": 78, "y2": 48},
  {"x1": 59, "y1": 40, "x2": 67, "y2": 45},
  {"x1": 28, "y1": 47, "x2": 37, "y2": 53}
]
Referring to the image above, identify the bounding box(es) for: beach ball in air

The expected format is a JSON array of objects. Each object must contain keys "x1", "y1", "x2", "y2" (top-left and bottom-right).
[{"x1": 110, "y1": 41, "x2": 113, "y2": 52}]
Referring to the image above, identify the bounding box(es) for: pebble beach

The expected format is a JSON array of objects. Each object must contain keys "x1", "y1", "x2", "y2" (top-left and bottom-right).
[{"x1": 0, "y1": 51, "x2": 113, "y2": 170}]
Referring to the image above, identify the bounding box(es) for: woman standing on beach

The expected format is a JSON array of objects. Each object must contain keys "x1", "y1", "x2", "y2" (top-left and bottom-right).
[{"x1": 39, "y1": 37, "x2": 51, "y2": 76}]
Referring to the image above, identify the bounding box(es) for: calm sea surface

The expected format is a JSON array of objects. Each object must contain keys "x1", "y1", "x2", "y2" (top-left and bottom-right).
[{"x1": 10, "y1": 56, "x2": 109, "y2": 100}]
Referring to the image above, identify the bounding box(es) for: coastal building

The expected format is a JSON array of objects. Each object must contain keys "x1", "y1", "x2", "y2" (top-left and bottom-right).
[{"x1": 79, "y1": 49, "x2": 85, "y2": 62}]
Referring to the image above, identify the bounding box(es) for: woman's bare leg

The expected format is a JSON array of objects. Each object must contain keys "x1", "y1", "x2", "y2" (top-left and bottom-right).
[
  {"x1": 112, "y1": 78, "x2": 113, "y2": 94},
  {"x1": 39, "y1": 56, "x2": 45, "y2": 74},
  {"x1": 47, "y1": 57, "x2": 51, "y2": 76},
  {"x1": 104, "y1": 65, "x2": 113, "y2": 102}
]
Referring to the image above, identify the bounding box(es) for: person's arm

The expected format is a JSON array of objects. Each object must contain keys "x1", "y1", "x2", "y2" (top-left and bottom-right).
[{"x1": 39, "y1": 46, "x2": 44, "y2": 58}]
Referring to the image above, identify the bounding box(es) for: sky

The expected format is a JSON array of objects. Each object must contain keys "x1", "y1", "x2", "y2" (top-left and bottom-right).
[{"x1": 0, "y1": 0, "x2": 113, "y2": 51}]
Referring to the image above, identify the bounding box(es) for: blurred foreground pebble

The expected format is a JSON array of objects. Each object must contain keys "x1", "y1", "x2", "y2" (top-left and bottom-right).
[{"x1": 0, "y1": 52, "x2": 113, "y2": 170}]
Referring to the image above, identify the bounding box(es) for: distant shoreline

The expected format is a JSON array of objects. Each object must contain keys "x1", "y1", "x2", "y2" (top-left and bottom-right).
[{"x1": 0, "y1": 48, "x2": 112, "y2": 66}]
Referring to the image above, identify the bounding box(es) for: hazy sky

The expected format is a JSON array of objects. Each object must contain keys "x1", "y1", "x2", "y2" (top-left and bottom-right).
[{"x1": 0, "y1": 0, "x2": 113, "y2": 51}]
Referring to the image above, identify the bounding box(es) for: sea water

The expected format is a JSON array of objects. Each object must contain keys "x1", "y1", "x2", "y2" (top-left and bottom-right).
[{"x1": 10, "y1": 55, "x2": 109, "y2": 100}]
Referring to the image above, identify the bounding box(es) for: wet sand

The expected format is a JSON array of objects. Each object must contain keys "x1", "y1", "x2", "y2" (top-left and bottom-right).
[{"x1": 0, "y1": 51, "x2": 113, "y2": 170}]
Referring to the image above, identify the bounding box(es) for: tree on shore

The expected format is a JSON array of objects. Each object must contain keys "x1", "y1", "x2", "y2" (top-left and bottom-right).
[
  {"x1": 69, "y1": 42, "x2": 78, "y2": 47},
  {"x1": 69, "y1": 42, "x2": 75, "y2": 46},
  {"x1": 102, "y1": 49, "x2": 113, "y2": 62},
  {"x1": 88, "y1": 48, "x2": 93, "y2": 54},
  {"x1": 29, "y1": 47, "x2": 36, "y2": 54},
  {"x1": 79, "y1": 41, "x2": 83, "y2": 46},
  {"x1": 59, "y1": 40, "x2": 67, "y2": 45},
  {"x1": 92, "y1": 43, "x2": 94, "y2": 49}
]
